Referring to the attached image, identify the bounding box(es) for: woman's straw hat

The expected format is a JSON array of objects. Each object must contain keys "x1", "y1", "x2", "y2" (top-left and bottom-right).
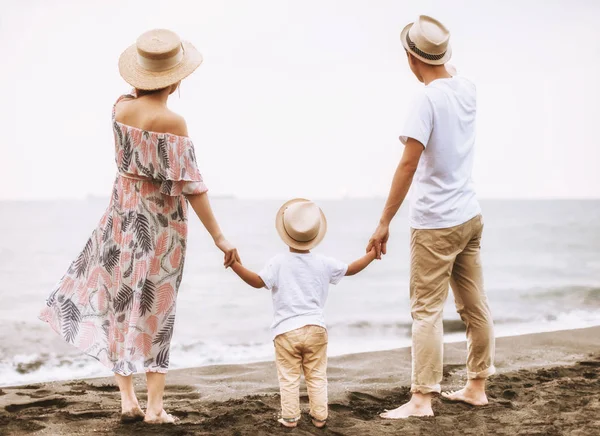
[
  {"x1": 119, "y1": 29, "x2": 203, "y2": 90},
  {"x1": 275, "y1": 199, "x2": 328, "y2": 250},
  {"x1": 401, "y1": 15, "x2": 452, "y2": 66}
]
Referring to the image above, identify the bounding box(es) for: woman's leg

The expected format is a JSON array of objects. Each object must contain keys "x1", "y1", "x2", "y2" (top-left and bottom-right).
[
  {"x1": 145, "y1": 372, "x2": 178, "y2": 424},
  {"x1": 114, "y1": 374, "x2": 144, "y2": 422}
]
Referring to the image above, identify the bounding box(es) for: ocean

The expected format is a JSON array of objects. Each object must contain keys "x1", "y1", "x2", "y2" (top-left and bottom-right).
[{"x1": 0, "y1": 198, "x2": 599, "y2": 387}]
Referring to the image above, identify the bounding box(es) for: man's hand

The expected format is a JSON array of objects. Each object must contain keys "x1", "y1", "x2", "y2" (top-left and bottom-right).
[
  {"x1": 366, "y1": 223, "x2": 390, "y2": 259},
  {"x1": 215, "y1": 237, "x2": 240, "y2": 268}
]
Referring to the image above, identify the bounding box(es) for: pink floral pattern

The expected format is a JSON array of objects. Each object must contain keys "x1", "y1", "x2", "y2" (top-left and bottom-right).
[{"x1": 40, "y1": 94, "x2": 207, "y2": 375}]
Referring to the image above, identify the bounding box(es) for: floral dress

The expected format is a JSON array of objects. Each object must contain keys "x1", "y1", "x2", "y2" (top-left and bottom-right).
[{"x1": 39, "y1": 93, "x2": 207, "y2": 375}]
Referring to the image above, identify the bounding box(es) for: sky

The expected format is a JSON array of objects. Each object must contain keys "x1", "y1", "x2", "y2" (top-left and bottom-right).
[{"x1": 1, "y1": 0, "x2": 599, "y2": 200}]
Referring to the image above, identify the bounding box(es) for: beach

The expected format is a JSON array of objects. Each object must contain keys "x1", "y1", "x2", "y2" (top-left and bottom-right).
[{"x1": 1, "y1": 326, "x2": 599, "y2": 435}]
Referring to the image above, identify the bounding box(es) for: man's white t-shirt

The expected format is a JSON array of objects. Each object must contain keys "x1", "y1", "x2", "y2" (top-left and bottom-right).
[
  {"x1": 259, "y1": 252, "x2": 348, "y2": 339},
  {"x1": 400, "y1": 76, "x2": 481, "y2": 230}
]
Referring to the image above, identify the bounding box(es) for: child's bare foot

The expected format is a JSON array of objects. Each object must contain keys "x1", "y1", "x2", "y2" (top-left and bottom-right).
[
  {"x1": 278, "y1": 418, "x2": 298, "y2": 428},
  {"x1": 144, "y1": 409, "x2": 180, "y2": 424},
  {"x1": 311, "y1": 418, "x2": 327, "y2": 428},
  {"x1": 442, "y1": 387, "x2": 488, "y2": 406},
  {"x1": 120, "y1": 406, "x2": 145, "y2": 423}
]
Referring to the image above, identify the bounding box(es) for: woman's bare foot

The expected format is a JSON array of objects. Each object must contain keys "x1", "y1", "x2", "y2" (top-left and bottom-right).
[
  {"x1": 120, "y1": 406, "x2": 145, "y2": 423},
  {"x1": 278, "y1": 418, "x2": 298, "y2": 428},
  {"x1": 144, "y1": 409, "x2": 180, "y2": 424},
  {"x1": 442, "y1": 387, "x2": 488, "y2": 406},
  {"x1": 380, "y1": 393, "x2": 434, "y2": 419}
]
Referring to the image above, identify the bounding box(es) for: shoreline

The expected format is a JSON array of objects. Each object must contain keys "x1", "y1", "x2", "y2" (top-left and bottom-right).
[
  {"x1": 3, "y1": 317, "x2": 600, "y2": 389},
  {"x1": 1, "y1": 326, "x2": 599, "y2": 435}
]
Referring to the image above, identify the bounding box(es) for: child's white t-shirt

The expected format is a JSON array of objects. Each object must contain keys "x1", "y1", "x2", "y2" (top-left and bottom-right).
[{"x1": 259, "y1": 252, "x2": 348, "y2": 339}]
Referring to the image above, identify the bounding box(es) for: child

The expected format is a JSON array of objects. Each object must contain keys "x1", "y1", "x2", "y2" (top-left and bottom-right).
[{"x1": 229, "y1": 198, "x2": 377, "y2": 428}]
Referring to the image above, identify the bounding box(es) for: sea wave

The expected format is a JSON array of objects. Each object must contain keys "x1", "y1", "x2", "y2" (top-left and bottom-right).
[{"x1": 2, "y1": 308, "x2": 599, "y2": 388}]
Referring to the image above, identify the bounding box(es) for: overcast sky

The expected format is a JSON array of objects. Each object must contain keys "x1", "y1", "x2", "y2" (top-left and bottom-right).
[{"x1": 1, "y1": 0, "x2": 599, "y2": 200}]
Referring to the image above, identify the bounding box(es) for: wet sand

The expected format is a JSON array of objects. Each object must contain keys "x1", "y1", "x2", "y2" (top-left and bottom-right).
[{"x1": 1, "y1": 326, "x2": 599, "y2": 435}]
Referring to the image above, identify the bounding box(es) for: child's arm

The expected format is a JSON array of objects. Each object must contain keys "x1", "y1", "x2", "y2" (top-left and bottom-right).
[
  {"x1": 345, "y1": 248, "x2": 377, "y2": 276},
  {"x1": 231, "y1": 261, "x2": 266, "y2": 289}
]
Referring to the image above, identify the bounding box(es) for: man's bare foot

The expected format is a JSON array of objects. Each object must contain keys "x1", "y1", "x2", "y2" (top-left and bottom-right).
[
  {"x1": 144, "y1": 409, "x2": 180, "y2": 424},
  {"x1": 442, "y1": 387, "x2": 488, "y2": 406},
  {"x1": 278, "y1": 418, "x2": 298, "y2": 428},
  {"x1": 120, "y1": 406, "x2": 145, "y2": 423},
  {"x1": 380, "y1": 403, "x2": 434, "y2": 419},
  {"x1": 380, "y1": 392, "x2": 434, "y2": 419}
]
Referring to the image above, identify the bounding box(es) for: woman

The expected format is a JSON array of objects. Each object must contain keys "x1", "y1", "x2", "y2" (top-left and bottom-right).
[{"x1": 39, "y1": 29, "x2": 239, "y2": 424}]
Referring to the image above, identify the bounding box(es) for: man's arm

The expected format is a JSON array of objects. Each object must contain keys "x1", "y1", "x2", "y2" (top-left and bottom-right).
[
  {"x1": 346, "y1": 248, "x2": 377, "y2": 276},
  {"x1": 366, "y1": 138, "x2": 424, "y2": 258},
  {"x1": 231, "y1": 261, "x2": 266, "y2": 289}
]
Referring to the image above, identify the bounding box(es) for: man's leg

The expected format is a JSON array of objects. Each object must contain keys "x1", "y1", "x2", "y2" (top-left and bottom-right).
[
  {"x1": 274, "y1": 330, "x2": 303, "y2": 427},
  {"x1": 381, "y1": 226, "x2": 459, "y2": 419},
  {"x1": 443, "y1": 215, "x2": 495, "y2": 405}
]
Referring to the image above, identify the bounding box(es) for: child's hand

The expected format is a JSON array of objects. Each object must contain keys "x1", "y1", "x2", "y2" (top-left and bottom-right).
[
  {"x1": 215, "y1": 237, "x2": 240, "y2": 268},
  {"x1": 368, "y1": 247, "x2": 378, "y2": 260}
]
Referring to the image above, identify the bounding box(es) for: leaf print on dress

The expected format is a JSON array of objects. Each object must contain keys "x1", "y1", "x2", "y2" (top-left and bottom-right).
[
  {"x1": 155, "y1": 346, "x2": 170, "y2": 369},
  {"x1": 140, "y1": 280, "x2": 156, "y2": 316},
  {"x1": 135, "y1": 214, "x2": 153, "y2": 253},
  {"x1": 72, "y1": 237, "x2": 94, "y2": 278},
  {"x1": 157, "y1": 136, "x2": 170, "y2": 170},
  {"x1": 114, "y1": 284, "x2": 134, "y2": 312},
  {"x1": 39, "y1": 92, "x2": 208, "y2": 376},
  {"x1": 102, "y1": 246, "x2": 120, "y2": 275},
  {"x1": 157, "y1": 283, "x2": 175, "y2": 315},
  {"x1": 135, "y1": 333, "x2": 153, "y2": 356},
  {"x1": 61, "y1": 299, "x2": 81, "y2": 343},
  {"x1": 152, "y1": 315, "x2": 175, "y2": 346}
]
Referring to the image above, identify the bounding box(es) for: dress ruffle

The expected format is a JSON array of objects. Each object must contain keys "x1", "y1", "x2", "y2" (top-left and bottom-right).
[{"x1": 112, "y1": 92, "x2": 208, "y2": 197}]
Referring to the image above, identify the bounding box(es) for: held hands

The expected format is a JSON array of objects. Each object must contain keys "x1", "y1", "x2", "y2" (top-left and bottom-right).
[
  {"x1": 215, "y1": 236, "x2": 240, "y2": 268},
  {"x1": 366, "y1": 222, "x2": 390, "y2": 260}
]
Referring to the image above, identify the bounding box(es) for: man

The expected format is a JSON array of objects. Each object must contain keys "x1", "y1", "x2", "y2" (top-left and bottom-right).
[{"x1": 367, "y1": 15, "x2": 495, "y2": 419}]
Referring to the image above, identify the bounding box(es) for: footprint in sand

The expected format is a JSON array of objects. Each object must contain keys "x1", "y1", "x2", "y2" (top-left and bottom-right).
[{"x1": 5, "y1": 397, "x2": 69, "y2": 413}]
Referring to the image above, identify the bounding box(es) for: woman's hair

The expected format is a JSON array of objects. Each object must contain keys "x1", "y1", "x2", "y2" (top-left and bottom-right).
[{"x1": 135, "y1": 87, "x2": 167, "y2": 97}]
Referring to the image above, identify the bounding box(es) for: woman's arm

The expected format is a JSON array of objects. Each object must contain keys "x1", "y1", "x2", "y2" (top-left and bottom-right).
[
  {"x1": 186, "y1": 192, "x2": 240, "y2": 267},
  {"x1": 231, "y1": 262, "x2": 265, "y2": 289},
  {"x1": 346, "y1": 248, "x2": 377, "y2": 276}
]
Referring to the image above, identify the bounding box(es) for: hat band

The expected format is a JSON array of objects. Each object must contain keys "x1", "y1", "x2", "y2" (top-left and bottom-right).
[
  {"x1": 406, "y1": 32, "x2": 446, "y2": 61},
  {"x1": 137, "y1": 46, "x2": 184, "y2": 72}
]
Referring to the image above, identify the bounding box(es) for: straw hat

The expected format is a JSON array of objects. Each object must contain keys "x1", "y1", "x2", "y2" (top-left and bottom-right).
[
  {"x1": 119, "y1": 29, "x2": 203, "y2": 90},
  {"x1": 275, "y1": 199, "x2": 328, "y2": 250},
  {"x1": 400, "y1": 15, "x2": 452, "y2": 65}
]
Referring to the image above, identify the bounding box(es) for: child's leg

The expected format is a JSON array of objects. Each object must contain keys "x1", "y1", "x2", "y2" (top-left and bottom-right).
[
  {"x1": 274, "y1": 330, "x2": 303, "y2": 425},
  {"x1": 301, "y1": 326, "x2": 329, "y2": 425}
]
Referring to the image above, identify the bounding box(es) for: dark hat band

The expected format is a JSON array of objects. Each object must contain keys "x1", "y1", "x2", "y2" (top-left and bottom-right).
[{"x1": 406, "y1": 32, "x2": 446, "y2": 61}]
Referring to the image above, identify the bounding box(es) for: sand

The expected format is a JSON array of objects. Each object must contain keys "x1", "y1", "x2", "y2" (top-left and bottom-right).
[{"x1": 1, "y1": 326, "x2": 599, "y2": 435}]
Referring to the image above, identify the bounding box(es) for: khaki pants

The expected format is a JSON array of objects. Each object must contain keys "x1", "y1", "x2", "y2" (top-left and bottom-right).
[
  {"x1": 410, "y1": 214, "x2": 495, "y2": 394},
  {"x1": 274, "y1": 325, "x2": 328, "y2": 422}
]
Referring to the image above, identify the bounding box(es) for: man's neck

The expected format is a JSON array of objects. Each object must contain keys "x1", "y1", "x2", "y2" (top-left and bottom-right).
[{"x1": 420, "y1": 65, "x2": 452, "y2": 86}]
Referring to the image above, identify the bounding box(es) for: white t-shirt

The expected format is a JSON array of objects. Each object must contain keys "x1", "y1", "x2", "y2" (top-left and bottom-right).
[
  {"x1": 400, "y1": 76, "x2": 481, "y2": 230},
  {"x1": 259, "y1": 252, "x2": 348, "y2": 339}
]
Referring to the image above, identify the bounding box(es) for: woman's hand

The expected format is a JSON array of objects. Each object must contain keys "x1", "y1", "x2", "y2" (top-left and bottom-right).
[
  {"x1": 366, "y1": 223, "x2": 390, "y2": 260},
  {"x1": 215, "y1": 237, "x2": 240, "y2": 268}
]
